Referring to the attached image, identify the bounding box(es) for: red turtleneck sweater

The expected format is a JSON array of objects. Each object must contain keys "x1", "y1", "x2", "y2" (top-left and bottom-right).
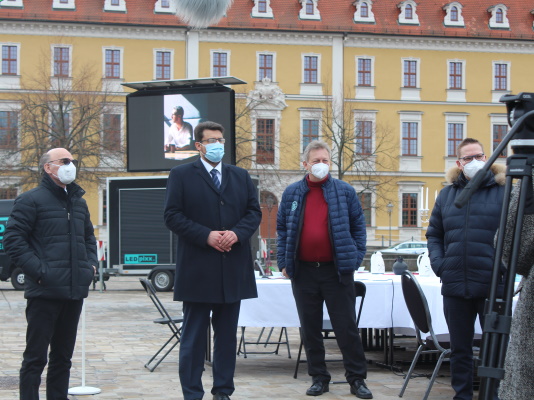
[{"x1": 298, "y1": 175, "x2": 333, "y2": 262}]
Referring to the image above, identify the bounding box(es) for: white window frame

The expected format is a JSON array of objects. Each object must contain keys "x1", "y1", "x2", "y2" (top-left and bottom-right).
[
  {"x1": 397, "y1": 181, "x2": 425, "y2": 231},
  {"x1": 153, "y1": 48, "x2": 174, "y2": 81},
  {"x1": 488, "y1": 4, "x2": 510, "y2": 29},
  {"x1": 53, "y1": 0, "x2": 75, "y2": 10},
  {"x1": 100, "y1": 103, "x2": 125, "y2": 164},
  {"x1": 154, "y1": 0, "x2": 175, "y2": 14},
  {"x1": 256, "y1": 51, "x2": 276, "y2": 82},
  {"x1": 401, "y1": 57, "x2": 421, "y2": 101},
  {"x1": 353, "y1": 109, "x2": 377, "y2": 158},
  {"x1": 300, "y1": 53, "x2": 323, "y2": 95},
  {"x1": 353, "y1": 0, "x2": 375, "y2": 23},
  {"x1": 102, "y1": 47, "x2": 124, "y2": 79},
  {"x1": 299, "y1": 108, "x2": 322, "y2": 161},
  {"x1": 492, "y1": 61, "x2": 511, "y2": 102},
  {"x1": 355, "y1": 55, "x2": 375, "y2": 100},
  {"x1": 51, "y1": 44, "x2": 73, "y2": 78},
  {"x1": 0, "y1": 102, "x2": 21, "y2": 151},
  {"x1": 1, "y1": 42, "x2": 21, "y2": 76},
  {"x1": 444, "y1": 113, "x2": 468, "y2": 170},
  {"x1": 251, "y1": 109, "x2": 281, "y2": 169},
  {"x1": 251, "y1": 0, "x2": 274, "y2": 18},
  {"x1": 0, "y1": 0, "x2": 24, "y2": 7},
  {"x1": 490, "y1": 113, "x2": 510, "y2": 163},
  {"x1": 299, "y1": 0, "x2": 321, "y2": 21},
  {"x1": 446, "y1": 59, "x2": 466, "y2": 102},
  {"x1": 443, "y1": 2, "x2": 464, "y2": 27},
  {"x1": 104, "y1": 0, "x2": 126, "y2": 12},
  {"x1": 399, "y1": 111, "x2": 423, "y2": 172},
  {"x1": 398, "y1": 0, "x2": 419, "y2": 25},
  {"x1": 210, "y1": 50, "x2": 230, "y2": 78}
]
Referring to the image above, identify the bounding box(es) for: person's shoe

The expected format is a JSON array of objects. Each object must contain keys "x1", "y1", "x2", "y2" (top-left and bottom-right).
[
  {"x1": 306, "y1": 381, "x2": 329, "y2": 396},
  {"x1": 350, "y1": 379, "x2": 373, "y2": 399},
  {"x1": 213, "y1": 393, "x2": 230, "y2": 400}
]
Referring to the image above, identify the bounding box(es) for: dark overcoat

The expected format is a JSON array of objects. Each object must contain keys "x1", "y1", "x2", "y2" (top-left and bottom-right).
[{"x1": 164, "y1": 158, "x2": 261, "y2": 303}]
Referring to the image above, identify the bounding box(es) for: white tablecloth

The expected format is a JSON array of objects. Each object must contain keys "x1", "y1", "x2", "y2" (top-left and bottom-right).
[{"x1": 238, "y1": 273, "x2": 476, "y2": 335}]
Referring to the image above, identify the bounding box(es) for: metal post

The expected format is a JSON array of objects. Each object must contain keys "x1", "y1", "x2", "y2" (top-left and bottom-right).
[{"x1": 387, "y1": 203, "x2": 394, "y2": 247}]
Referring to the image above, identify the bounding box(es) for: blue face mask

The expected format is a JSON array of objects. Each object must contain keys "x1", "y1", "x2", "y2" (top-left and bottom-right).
[{"x1": 203, "y1": 142, "x2": 225, "y2": 163}]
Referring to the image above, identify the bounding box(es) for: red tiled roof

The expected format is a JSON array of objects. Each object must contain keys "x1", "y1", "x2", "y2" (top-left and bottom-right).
[{"x1": 1, "y1": 0, "x2": 533, "y2": 40}]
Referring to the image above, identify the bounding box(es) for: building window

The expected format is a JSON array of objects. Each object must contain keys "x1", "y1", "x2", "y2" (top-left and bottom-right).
[
  {"x1": 161, "y1": 0, "x2": 169, "y2": 7},
  {"x1": 53, "y1": 47, "x2": 70, "y2": 77},
  {"x1": 154, "y1": 0, "x2": 174, "y2": 13},
  {"x1": 496, "y1": 8, "x2": 503, "y2": 23},
  {"x1": 488, "y1": 5, "x2": 510, "y2": 29},
  {"x1": 354, "y1": 0, "x2": 375, "y2": 23},
  {"x1": 252, "y1": 0, "x2": 273, "y2": 18},
  {"x1": 398, "y1": 0, "x2": 419, "y2": 24},
  {"x1": 443, "y1": 2, "x2": 464, "y2": 26},
  {"x1": 105, "y1": 49, "x2": 121, "y2": 79},
  {"x1": 357, "y1": 58, "x2": 372, "y2": 86},
  {"x1": 405, "y1": 4, "x2": 413, "y2": 19},
  {"x1": 259, "y1": 54, "x2": 273, "y2": 80},
  {"x1": 402, "y1": 122, "x2": 418, "y2": 156},
  {"x1": 402, "y1": 193, "x2": 418, "y2": 227},
  {"x1": 103, "y1": 114, "x2": 121, "y2": 151},
  {"x1": 258, "y1": 0, "x2": 267, "y2": 12},
  {"x1": 361, "y1": 2, "x2": 369, "y2": 17},
  {"x1": 403, "y1": 60, "x2": 417, "y2": 88},
  {"x1": 302, "y1": 119, "x2": 319, "y2": 151},
  {"x1": 359, "y1": 192, "x2": 371, "y2": 226},
  {"x1": 0, "y1": 111, "x2": 17, "y2": 149},
  {"x1": 448, "y1": 123, "x2": 463, "y2": 156},
  {"x1": 2, "y1": 45, "x2": 17, "y2": 75},
  {"x1": 305, "y1": 0, "x2": 313, "y2": 14},
  {"x1": 50, "y1": 111, "x2": 70, "y2": 148},
  {"x1": 450, "y1": 6, "x2": 458, "y2": 21},
  {"x1": 355, "y1": 120, "x2": 373, "y2": 155},
  {"x1": 256, "y1": 119, "x2": 275, "y2": 164},
  {"x1": 449, "y1": 62, "x2": 462, "y2": 89},
  {"x1": 0, "y1": 187, "x2": 17, "y2": 200},
  {"x1": 304, "y1": 56, "x2": 318, "y2": 84},
  {"x1": 494, "y1": 63, "x2": 508, "y2": 90},
  {"x1": 493, "y1": 124, "x2": 508, "y2": 158},
  {"x1": 212, "y1": 52, "x2": 228, "y2": 77},
  {"x1": 156, "y1": 51, "x2": 171, "y2": 80}
]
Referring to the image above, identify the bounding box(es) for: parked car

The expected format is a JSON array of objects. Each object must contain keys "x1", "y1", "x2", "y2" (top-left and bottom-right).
[{"x1": 379, "y1": 241, "x2": 428, "y2": 255}]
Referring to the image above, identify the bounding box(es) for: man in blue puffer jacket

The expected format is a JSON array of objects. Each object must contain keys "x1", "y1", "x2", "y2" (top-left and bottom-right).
[
  {"x1": 426, "y1": 138, "x2": 505, "y2": 400},
  {"x1": 277, "y1": 141, "x2": 371, "y2": 399},
  {"x1": 4, "y1": 148, "x2": 97, "y2": 400}
]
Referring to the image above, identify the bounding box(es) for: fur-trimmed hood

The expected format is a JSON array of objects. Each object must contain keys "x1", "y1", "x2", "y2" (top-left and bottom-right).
[{"x1": 445, "y1": 163, "x2": 506, "y2": 186}]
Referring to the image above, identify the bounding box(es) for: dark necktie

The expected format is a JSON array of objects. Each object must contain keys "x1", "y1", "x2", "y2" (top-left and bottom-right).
[{"x1": 210, "y1": 169, "x2": 220, "y2": 190}]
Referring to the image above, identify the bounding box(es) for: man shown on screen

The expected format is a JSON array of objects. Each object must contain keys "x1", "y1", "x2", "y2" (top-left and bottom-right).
[{"x1": 165, "y1": 106, "x2": 194, "y2": 151}]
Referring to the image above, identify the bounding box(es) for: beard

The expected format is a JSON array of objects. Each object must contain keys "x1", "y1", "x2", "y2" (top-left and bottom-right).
[{"x1": 175, "y1": 0, "x2": 234, "y2": 29}]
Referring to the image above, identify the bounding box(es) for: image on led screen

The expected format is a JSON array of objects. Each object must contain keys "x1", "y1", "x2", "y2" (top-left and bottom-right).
[{"x1": 163, "y1": 94, "x2": 199, "y2": 161}]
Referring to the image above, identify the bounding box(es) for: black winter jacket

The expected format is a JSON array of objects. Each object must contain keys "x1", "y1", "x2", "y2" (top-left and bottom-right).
[
  {"x1": 4, "y1": 174, "x2": 97, "y2": 300},
  {"x1": 426, "y1": 164, "x2": 506, "y2": 298}
]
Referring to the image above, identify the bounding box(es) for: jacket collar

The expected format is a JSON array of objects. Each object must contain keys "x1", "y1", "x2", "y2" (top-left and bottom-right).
[
  {"x1": 446, "y1": 163, "x2": 506, "y2": 188},
  {"x1": 41, "y1": 173, "x2": 84, "y2": 198}
]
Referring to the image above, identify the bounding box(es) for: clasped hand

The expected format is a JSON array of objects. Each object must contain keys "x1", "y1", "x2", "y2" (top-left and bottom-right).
[{"x1": 208, "y1": 230, "x2": 237, "y2": 252}]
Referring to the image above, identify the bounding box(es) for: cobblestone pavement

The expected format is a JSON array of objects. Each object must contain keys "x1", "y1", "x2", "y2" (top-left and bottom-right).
[{"x1": 0, "y1": 277, "x2": 458, "y2": 400}]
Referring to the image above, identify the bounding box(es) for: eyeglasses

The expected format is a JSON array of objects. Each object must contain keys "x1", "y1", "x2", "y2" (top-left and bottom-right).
[
  {"x1": 48, "y1": 158, "x2": 78, "y2": 167},
  {"x1": 458, "y1": 153, "x2": 485, "y2": 164},
  {"x1": 199, "y1": 138, "x2": 225, "y2": 144}
]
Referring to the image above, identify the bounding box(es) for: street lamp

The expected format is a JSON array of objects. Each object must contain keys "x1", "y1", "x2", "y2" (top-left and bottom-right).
[{"x1": 387, "y1": 202, "x2": 394, "y2": 246}]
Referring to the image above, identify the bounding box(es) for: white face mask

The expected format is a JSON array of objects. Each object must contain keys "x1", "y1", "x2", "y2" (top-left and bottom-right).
[
  {"x1": 310, "y1": 163, "x2": 329, "y2": 180},
  {"x1": 53, "y1": 163, "x2": 77, "y2": 185},
  {"x1": 462, "y1": 159, "x2": 485, "y2": 179}
]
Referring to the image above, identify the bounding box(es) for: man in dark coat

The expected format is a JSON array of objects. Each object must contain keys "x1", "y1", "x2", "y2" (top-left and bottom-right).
[
  {"x1": 426, "y1": 138, "x2": 505, "y2": 400},
  {"x1": 4, "y1": 148, "x2": 97, "y2": 400},
  {"x1": 164, "y1": 121, "x2": 261, "y2": 400}
]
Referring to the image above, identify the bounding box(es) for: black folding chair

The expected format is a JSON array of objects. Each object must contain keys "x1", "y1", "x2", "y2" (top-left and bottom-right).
[
  {"x1": 293, "y1": 280, "x2": 367, "y2": 379},
  {"x1": 399, "y1": 271, "x2": 481, "y2": 400},
  {"x1": 139, "y1": 278, "x2": 183, "y2": 372},
  {"x1": 237, "y1": 326, "x2": 291, "y2": 358}
]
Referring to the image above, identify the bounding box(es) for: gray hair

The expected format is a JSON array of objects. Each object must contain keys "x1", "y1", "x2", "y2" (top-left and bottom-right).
[
  {"x1": 39, "y1": 151, "x2": 52, "y2": 174},
  {"x1": 302, "y1": 140, "x2": 331, "y2": 162}
]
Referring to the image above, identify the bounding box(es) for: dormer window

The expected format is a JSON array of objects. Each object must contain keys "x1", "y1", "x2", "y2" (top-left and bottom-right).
[
  {"x1": 443, "y1": 2, "x2": 464, "y2": 27},
  {"x1": 53, "y1": 0, "x2": 75, "y2": 9},
  {"x1": 104, "y1": 0, "x2": 126, "y2": 12},
  {"x1": 353, "y1": 0, "x2": 375, "y2": 24},
  {"x1": 0, "y1": 0, "x2": 24, "y2": 7},
  {"x1": 299, "y1": 0, "x2": 320, "y2": 20},
  {"x1": 252, "y1": 0, "x2": 273, "y2": 18},
  {"x1": 155, "y1": 0, "x2": 175, "y2": 13},
  {"x1": 488, "y1": 4, "x2": 510, "y2": 29},
  {"x1": 398, "y1": 1, "x2": 419, "y2": 25}
]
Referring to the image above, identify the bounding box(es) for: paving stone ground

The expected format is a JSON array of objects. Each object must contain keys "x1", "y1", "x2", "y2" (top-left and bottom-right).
[{"x1": 0, "y1": 277, "x2": 459, "y2": 400}]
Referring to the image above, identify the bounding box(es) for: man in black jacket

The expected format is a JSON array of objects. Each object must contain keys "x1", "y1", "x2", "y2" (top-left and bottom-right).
[
  {"x1": 4, "y1": 148, "x2": 97, "y2": 400},
  {"x1": 426, "y1": 138, "x2": 505, "y2": 400}
]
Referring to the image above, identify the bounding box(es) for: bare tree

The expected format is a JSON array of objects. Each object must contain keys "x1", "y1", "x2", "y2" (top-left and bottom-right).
[
  {"x1": 317, "y1": 88, "x2": 400, "y2": 209},
  {"x1": 1, "y1": 53, "x2": 124, "y2": 188}
]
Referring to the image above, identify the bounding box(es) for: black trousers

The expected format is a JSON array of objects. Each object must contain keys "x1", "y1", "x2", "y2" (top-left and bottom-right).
[
  {"x1": 292, "y1": 264, "x2": 367, "y2": 384},
  {"x1": 20, "y1": 297, "x2": 84, "y2": 400},
  {"x1": 179, "y1": 301, "x2": 241, "y2": 400},
  {"x1": 443, "y1": 296, "x2": 499, "y2": 400}
]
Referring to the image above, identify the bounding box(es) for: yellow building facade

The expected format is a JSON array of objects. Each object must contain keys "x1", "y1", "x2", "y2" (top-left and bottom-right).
[{"x1": 1, "y1": 0, "x2": 534, "y2": 248}]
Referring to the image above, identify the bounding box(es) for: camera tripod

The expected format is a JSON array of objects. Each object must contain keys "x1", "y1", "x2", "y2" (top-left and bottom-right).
[{"x1": 454, "y1": 95, "x2": 534, "y2": 400}]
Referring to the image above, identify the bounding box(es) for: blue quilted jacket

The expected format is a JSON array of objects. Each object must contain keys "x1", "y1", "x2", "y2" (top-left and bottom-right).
[
  {"x1": 426, "y1": 164, "x2": 506, "y2": 298},
  {"x1": 276, "y1": 174, "x2": 366, "y2": 279}
]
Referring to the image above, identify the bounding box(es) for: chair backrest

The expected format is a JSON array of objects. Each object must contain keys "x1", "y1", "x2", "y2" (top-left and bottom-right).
[
  {"x1": 140, "y1": 278, "x2": 175, "y2": 322},
  {"x1": 400, "y1": 271, "x2": 432, "y2": 334},
  {"x1": 354, "y1": 280, "x2": 366, "y2": 328}
]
